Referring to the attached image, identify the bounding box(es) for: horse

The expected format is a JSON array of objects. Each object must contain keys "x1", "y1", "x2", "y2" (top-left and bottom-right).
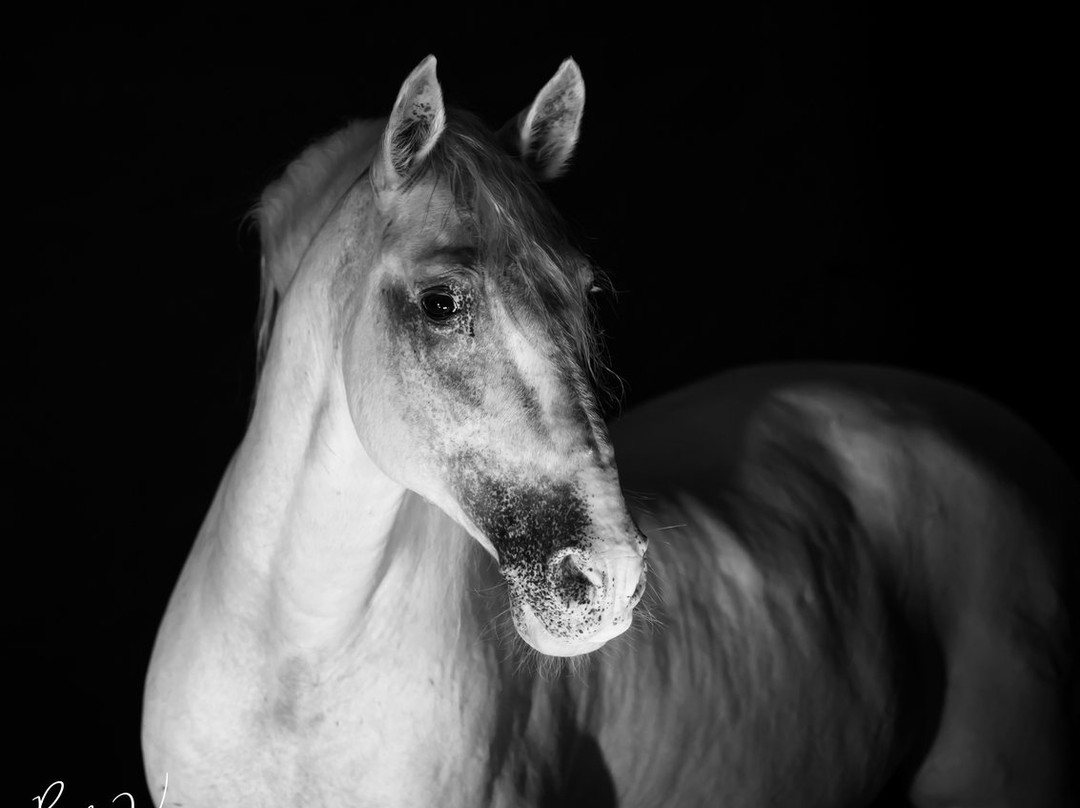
[{"x1": 141, "y1": 56, "x2": 1077, "y2": 807}]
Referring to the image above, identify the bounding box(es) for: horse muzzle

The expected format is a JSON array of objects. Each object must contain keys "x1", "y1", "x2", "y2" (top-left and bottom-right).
[{"x1": 505, "y1": 539, "x2": 648, "y2": 657}]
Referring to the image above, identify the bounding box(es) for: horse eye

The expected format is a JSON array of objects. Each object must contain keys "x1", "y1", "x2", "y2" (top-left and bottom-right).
[{"x1": 420, "y1": 288, "x2": 459, "y2": 321}]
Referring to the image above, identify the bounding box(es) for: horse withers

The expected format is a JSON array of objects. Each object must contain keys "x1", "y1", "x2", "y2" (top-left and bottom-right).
[{"x1": 142, "y1": 56, "x2": 1076, "y2": 807}]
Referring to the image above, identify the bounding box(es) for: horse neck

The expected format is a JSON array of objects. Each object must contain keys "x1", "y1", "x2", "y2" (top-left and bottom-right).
[{"x1": 205, "y1": 271, "x2": 484, "y2": 661}]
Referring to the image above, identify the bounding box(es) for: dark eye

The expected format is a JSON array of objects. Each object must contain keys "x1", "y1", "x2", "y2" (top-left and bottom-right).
[{"x1": 420, "y1": 287, "x2": 459, "y2": 321}]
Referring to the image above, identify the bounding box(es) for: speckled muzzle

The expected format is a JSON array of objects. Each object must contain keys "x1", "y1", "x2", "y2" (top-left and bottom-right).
[
  {"x1": 455, "y1": 463, "x2": 648, "y2": 656},
  {"x1": 504, "y1": 539, "x2": 647, "y2": 656}
]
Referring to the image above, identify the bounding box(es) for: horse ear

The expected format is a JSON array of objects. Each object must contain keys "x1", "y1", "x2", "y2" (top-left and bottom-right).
[
  {"x1": 375, "y1": 55, "x2": 446, "y2": 191},
  {"x1": 499, "y1": 58, "x2": 585, "y2": 180}
]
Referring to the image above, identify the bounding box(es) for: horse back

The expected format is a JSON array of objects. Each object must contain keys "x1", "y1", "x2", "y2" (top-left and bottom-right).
[{"x1": 607, "y1": 364, "x2": 1077, "y2": 807}]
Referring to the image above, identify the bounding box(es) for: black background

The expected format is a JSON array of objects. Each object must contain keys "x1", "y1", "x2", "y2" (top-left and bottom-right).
[{"x1": 16, "y1": 9, "x2": 1073, "y2": 805}]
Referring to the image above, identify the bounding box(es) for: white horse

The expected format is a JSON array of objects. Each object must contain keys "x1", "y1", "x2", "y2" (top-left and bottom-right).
[{"x1": 142, "y1": 56, "x2": 1077, "y2": 807}]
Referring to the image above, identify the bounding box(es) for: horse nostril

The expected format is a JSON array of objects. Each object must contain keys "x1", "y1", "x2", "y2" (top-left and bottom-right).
[{"x1": 549, "y1": 549, "x2": 603, "y2": 604}]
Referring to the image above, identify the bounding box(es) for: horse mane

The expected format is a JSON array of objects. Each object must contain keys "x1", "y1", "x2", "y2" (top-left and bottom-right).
[
  {"x1": 254, "y1": 119, "x2": 385, "y2": 373},
  {"x1": 253, "y1": 110, "x2": 616, "y2": 406}
]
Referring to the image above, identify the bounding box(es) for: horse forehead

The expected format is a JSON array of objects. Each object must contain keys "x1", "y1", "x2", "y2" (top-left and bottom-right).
[
  {"x1": 385, "y1": 194, "x2": 469, "y2": 254},
  {"x1": 382, "y1": 180, "x2": 583, "y2": 287}
]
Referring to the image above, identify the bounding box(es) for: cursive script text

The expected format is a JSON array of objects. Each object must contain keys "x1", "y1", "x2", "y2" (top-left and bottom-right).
[{"x1": 32, "y1": 775, "x2": 168, "y2": 808}]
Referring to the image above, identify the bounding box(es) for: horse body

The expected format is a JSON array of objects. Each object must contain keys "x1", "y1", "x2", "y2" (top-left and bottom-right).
[
  {"x1": 142, "y1": 57, "x2": 1075, "y2": 807},
  {"x1": 602, "y1": 365, "x2": 1075, "y2": 807}
]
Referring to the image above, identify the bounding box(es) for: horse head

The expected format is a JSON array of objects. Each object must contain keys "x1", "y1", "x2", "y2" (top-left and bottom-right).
[{"x1": 288, "y1": 56, "x2": 647, "y2": 657}]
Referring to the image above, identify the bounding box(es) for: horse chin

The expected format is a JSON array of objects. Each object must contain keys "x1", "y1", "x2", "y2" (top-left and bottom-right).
[{"x1": 510, "y1": 597, "x2": 634, "y2": 658}]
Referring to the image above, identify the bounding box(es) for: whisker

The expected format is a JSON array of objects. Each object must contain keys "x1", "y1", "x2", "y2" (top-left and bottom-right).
[{"x1": 644, "y1": 523, "x2": 687, "y2": 534}]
